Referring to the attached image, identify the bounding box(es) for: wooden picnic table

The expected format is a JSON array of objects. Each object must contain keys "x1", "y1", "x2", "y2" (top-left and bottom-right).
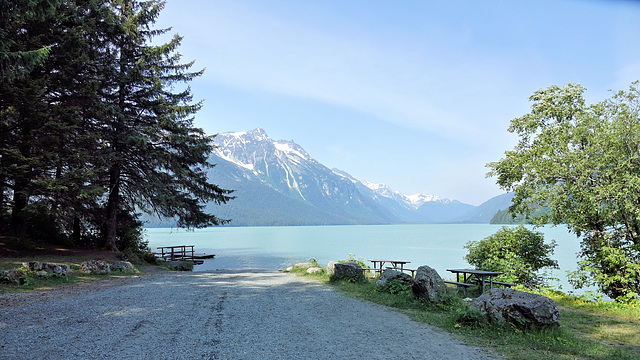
[
  {"x1": 368, "y1": 259, "x2": 411, "y2": 274},
  {"x1": 446, "y1": 269, "x2": 504, "y2": 292}
]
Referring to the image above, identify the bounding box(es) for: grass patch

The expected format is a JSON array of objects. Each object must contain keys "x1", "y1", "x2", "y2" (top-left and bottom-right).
[{"x1": 292, "y1": 266, "x2": 640, "y2": 360}]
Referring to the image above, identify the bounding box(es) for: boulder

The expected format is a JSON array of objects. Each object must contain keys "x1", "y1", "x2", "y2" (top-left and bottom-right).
[
  {"x1": 80, "y1": 260, "x2": 111, "y2": 274},
  {"x1": 412, "y1": 265, "x2": 445, "y2": 302},
  {"x1": 293, "y1": 262, "x2": 313, "y2": 269},
  {"x1": 0, "y1": 269, "x2": 26, "y2": 284},
  {"x1": 306, "y1": 267, "x2": 323, "y2": 274},
  {"x1": 111, "y1": 261, "x2": 135, "y2": 273},
  {"x1": 169, "y1": 260, "x2": 194, "y2": 271},
  {"x1": 22, "y1": 261, "x2": 69, "y2": 276},
  {"x1": 333, "y1": 262, "x2": 363, "y2": 277},
  {"x1": 472, "y1": 288, "x2": 560, "y2": 329},
  {"x1": 376, "y1": 269, "x2": 413, "y2": 288},
  {"x1": 326, "y1": 261, "x2": 337, "y2": 275}
]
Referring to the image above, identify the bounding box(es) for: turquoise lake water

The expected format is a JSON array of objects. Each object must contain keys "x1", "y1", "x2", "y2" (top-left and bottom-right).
[{"x1": 145, "y1": 224, "x2": 585, "y2": 293}]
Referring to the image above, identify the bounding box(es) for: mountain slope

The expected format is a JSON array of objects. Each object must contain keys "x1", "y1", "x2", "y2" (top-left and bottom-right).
[
  {"x1": 208, "y1": 129, "x2": 392, "y2": 226},
  {"x1": 145, "y1": 128, "x2": 512, "y2": 227},
  {"x1": 457, "y1": 192, "x2": 515, "y2": 223}
]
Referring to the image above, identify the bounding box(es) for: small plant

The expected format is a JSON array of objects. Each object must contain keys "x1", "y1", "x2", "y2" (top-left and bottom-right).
[
  {"x1": 377, "y1": 277, "x2": 413, "y2": 296},
  {"x1": 329, "y1": 273, "x2": 367, "y2": 284},
  {"x1": 308, "y1": 257, "x2": 320, "y2": 267},
  {"x1": 170, "y1": 261, "x2": 194, "y2": 271},
  {"x1": 340, "y1": 253, "x2": 367, "y2": 268},
  {"x1": 451, "y1": 307, "x2": 487, "y2": 329}
]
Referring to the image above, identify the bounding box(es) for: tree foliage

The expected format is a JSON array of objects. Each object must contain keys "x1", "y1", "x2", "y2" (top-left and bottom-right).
[
  {"x1": 97, "y1": 0, "x2": 232, "y2": 250},
  {"x1": 0, "y1": 0, "x2": 232, "y2": 252},
  {"x1": 464, "y1": 225, "x2": 558, "y2": 287},
  {"x1": 487, "y1": 82, "x2": 640, "y2": 301}
]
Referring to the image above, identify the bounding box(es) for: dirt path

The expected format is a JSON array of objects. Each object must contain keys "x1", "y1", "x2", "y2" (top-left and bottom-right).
[{"x1": 0, "y1": 270, "x2": 500, "y2": 359}]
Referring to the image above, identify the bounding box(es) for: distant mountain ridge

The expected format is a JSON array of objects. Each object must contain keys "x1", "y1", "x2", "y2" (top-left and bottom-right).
[
  {"x1": 143, "y1": 129, "x2": 512, "y2": 227},
  {"x1": 185, "y1": 128, "x2": 513, "y2": 227}
]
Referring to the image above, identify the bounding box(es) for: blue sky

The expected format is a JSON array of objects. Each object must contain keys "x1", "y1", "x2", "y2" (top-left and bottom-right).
[{"x1": 156, "y1": 0, "x2": 640, "y2": 205}]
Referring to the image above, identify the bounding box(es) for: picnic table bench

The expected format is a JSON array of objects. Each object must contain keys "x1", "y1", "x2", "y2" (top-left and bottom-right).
[
  {"x1": 443, "y1": 280, "x2": 475, "y2": 296},
  {"x1": 445, "y1": 269, "x2": 511, "y2": 295},
  {"x1": 368, "y1": 259, "x2": 415, "y2": 277}
]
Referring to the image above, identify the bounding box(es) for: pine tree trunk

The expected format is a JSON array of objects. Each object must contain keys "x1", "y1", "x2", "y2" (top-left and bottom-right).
[
  {"x1": 10, "y1": 181, "x2": 28, "y2": 236},
  {"x1": 72, "y1": 216, "x2": 81, "y2": 245},
  {"x1": 105, "y1": 164, "x2": 120, "y2": 251}
]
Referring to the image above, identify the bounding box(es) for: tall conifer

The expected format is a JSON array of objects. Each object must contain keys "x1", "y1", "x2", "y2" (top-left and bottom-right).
[
  {"x1": 1, "y1": 0, "x2": 232, "y2": 249},
  {"x1": 99, "y1": 0, "x2": 231, "y2": 250}
]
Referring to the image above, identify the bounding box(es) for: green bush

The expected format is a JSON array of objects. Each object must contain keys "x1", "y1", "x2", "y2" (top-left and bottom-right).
[
  {"x1": 171, "y1": 261, "x2": 194, "y2": 271},
  {"x1": 451, "y1": 306, "x2": 488, "y2": 329},
  {"x1": 329, "y1": 273, "x2": 367, "y2": 284},
  {"x1": 339, "y1": 253, "x2": 367, "y2": 268},
  {"x1": 376, "y1": 277, "x2": 413, "y2": 296},
  {"x1": 568, "y1": 232, "x2": 640, "y2": 303},
  {"x1": 464, "y1": 225, "x2": 558, "y2": 287}
]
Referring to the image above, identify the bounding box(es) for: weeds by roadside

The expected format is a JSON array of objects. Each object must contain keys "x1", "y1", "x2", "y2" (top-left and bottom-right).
[{"x1": 288, "y1": 259, "x2": 640, "y2": 360}]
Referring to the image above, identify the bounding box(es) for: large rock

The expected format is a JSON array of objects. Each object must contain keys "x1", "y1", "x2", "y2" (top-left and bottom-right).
[
  {"x1": 412, "y1": 265, "x2": 445, "y2": 302},
  {"x1": 472, "y1": 288, "x2": 560, "y2": 329},
  {"x1": 22, "y1": 261, "x2": 69, "y2": 276},
  {"x1": 326, "y1": 261, "x2": 337, "y2": 275},
  {"x1": 333, "y1": 262, "x2": 363, "y2": 277},
  {"x1": 80, "y1": 260, "x2": 111, "y2": 274},
  {"x1": 376, "y1": 269, "x2": 413, "y2": 288},
  {"x1": 111, "y1": 261, "x2": 135, "y2": 273},
  {"x1": 0, "y1": 269, "x2": 26, "y2": 284},
  {"x1": 293, "y1": 262, "x2": 314, "y2": 269},
  {"x1": 306, "y1": 267, "x2": 323, "y2": 274}
]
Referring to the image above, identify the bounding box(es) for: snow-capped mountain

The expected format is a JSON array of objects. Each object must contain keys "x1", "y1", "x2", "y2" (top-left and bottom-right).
[
  {"x1": 362, "y1": 181, "x2": 447, "y2": 209},
  {"x1": 202, "y1": 129, "x2": 497, "y2": 226}
]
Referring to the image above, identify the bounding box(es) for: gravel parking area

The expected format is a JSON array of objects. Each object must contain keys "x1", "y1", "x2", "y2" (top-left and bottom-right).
[{"x1": 0, "y1": 270, "x2": 500, "y2": 359}]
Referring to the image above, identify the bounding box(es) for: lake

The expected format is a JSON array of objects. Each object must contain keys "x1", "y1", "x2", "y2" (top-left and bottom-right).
[{"x1": 145, "y1": 223, "x2": 587, "y2": 294}]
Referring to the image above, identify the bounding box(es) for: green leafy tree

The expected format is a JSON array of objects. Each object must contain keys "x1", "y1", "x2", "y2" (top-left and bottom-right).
[
  {"x1": 464, "y1": 225, "x2": 558, "y2": 287},
  {"x1": 487, "y1": 82, "x2": 640, "y2": 301}
]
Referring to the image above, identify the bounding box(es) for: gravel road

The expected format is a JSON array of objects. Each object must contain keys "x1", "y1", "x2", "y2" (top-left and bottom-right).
[{"x1": 0, "y1": 270, "x2": 500, "y2": 359}]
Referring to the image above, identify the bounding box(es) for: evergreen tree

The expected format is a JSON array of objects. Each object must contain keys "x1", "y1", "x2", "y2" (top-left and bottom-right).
[
  {"x1": 1, "y1": 0, "x2": 108, "y2": 239},
  {"x1": 98, "y1": 0, "x2": 232, "y2": 250},
  {"x1": 1, "y1": 0, "x2": 232, "y2": 250},
  {"x1": 0, "y1": 0, "x2": 62, "y2": 235},
  {"x1": 0, "y1": 0, "x2": 60, "y2": 81}
]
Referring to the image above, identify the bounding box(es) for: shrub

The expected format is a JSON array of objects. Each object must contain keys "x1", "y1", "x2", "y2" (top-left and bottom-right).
[
  {"x1": 464, "y1": 225, "x2": 558, "y2": 287},
  {"x1": 568, "y1": 231, "x2": 640, "y2": 302},
  {"x1": 377, "y1": 277, "x2": 413, "y2": 296},
  {"x1": 451, "y1": 307, "x2": 488, "y2": 329},
  {"x1": 329, "y1": 273, "x2": 367, "y2": 284},
  {"x1": 340, "y1": 253, "x2": 367, "y2": 268}
]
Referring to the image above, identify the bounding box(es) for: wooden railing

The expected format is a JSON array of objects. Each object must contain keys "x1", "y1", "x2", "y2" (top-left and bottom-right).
[{"x1": 156, "y1": 245, "x2": 195, "y2": 261}]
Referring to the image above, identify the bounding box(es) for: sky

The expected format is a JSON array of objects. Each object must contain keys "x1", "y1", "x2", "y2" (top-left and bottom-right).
[{"x1": 155, "y1": 0, "x2": 640, "y2": 206}]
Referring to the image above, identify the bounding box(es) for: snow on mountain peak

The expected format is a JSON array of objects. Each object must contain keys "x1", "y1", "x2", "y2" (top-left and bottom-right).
[
  {"x1": 362, "y1": 180, "x2": 448, "y2": 209},
  {"x1": 362, "y1": 180, "x2": 398, "y2": 197},
  {"x1": 406, "y1": 193, "x2": 447, "y2": 207},
  {"x1": 274, "y1": 141, "x2": 310, "y2": 161},
  {"x1": 213, "y1": 128, "x2": 457, "y2": 212}
]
